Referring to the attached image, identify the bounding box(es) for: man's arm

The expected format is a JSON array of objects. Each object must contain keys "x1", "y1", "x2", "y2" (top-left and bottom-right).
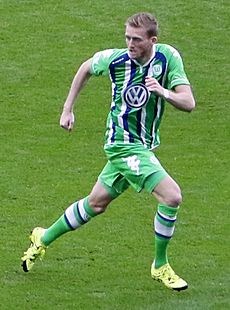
[
  {"x1": 145, "y1": 77, "x2": 196, "y2": 112},
  {"x1": 60, "y1": 58, "x2": 92, "y2": 131}
]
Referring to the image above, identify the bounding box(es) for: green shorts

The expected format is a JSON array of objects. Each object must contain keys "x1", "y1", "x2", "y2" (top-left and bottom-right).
[{"x1": 98, "y1": 144, "x2": 167, "y2": 198}]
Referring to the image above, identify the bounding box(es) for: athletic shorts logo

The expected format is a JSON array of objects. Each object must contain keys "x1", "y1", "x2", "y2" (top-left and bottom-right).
[
  {"x1": 122, "y1": 155, "x2": 140, "y2": 175},
  {"x1": 122, "y1": 83, "x2": 150, "y2": 108}
]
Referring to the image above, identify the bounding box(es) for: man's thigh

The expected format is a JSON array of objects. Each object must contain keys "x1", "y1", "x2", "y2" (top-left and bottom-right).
[{"x1": 98, "y1": 161, "x2": 130, "y2": 198}]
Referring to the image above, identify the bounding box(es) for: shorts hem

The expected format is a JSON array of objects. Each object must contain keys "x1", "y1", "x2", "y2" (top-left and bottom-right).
[
  {"x1": 98, "y1": 177, "x2": 120, "y2": 199},
  {"x1": 144, "y1": 171, "x2": 168, "y2": 193}
]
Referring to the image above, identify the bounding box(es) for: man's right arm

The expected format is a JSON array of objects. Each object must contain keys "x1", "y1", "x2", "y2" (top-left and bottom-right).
[{"x1": 60, "y1": 58, "x2": 92, "y2": 131}]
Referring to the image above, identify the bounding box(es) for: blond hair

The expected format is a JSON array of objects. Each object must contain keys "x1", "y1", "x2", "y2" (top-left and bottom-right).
[{"x1": 125, "y1": 13, "x2": 158, "y2": 37}]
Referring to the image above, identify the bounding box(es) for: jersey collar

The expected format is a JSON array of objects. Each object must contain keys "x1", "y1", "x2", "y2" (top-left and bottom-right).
[{"x1": 129, "y1": 45, "x2": 156, "y2": 67}]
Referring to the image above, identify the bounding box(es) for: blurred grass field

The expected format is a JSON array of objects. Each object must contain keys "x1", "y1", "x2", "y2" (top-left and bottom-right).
[{"x1": 0, "y1": 0, "x2": 229, "y2": 309}]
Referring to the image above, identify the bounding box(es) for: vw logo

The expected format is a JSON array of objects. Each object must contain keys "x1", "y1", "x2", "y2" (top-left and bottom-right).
[{"x1": 122, "y1": 83, "x2": 150, "y2": 108}]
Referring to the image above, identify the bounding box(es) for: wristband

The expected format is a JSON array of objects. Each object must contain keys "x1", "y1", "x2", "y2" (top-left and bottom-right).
[{"x1": 163, "y1": 89, "x2": 170, "y2": 100}]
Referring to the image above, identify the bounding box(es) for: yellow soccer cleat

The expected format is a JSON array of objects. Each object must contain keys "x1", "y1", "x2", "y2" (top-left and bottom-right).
[
  {"x1": 151, "y1": 263, "x2": 188, "y2": 291},
  {"x1": 21, "y1": 227, "x2": 47, "y2": 272}
]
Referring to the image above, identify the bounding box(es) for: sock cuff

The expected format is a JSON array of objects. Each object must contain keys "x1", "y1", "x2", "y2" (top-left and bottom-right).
[
  {"x1": 158, "y1": 204, "x2": 179, "y2": 218},
  {"x1": 83, "y1": 196, "x2": 98, "y2": 218}
]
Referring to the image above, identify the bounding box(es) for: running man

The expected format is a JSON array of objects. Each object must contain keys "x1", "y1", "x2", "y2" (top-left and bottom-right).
[{"x1": 21, "y1": 12, "x2": 196, "y2": 291}]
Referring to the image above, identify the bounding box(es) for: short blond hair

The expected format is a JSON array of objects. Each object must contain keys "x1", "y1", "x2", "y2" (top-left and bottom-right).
[{"x1": 125, "y1": 12, "x2": 158, "y2": 37}]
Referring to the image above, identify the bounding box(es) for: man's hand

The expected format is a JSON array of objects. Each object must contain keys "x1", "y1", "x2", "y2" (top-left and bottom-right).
[
  {"x1": 145, "y1": 76, "x2": 164, "y2": 97},
  {"x1": 60, "y1": 110, "x2": 75, "y2": 131}
]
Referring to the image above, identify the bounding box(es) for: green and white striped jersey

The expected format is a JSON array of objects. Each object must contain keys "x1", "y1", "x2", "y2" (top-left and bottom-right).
[{"x1": 90, "y1": 44, "x2": 190, "y2": 150}]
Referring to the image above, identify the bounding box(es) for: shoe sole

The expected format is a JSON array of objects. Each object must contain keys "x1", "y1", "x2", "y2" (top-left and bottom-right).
[
  {"x1": 152, "y1": 275, "x2": 188, "y2": 291},
  {"x1": 21, "y1": 230, "x2": 34, "y2": 272},
  {"x1": 21, "y1": 260, "x2": 29, "y2": 272},
  {"x1": 172, "y1": 284, "x2": 188, "y2": 292}
]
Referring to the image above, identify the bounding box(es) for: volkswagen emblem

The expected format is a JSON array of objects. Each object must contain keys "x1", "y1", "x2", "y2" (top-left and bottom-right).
[{"x1": 122, "y1": 83, "x2": 150, "y2": 108}]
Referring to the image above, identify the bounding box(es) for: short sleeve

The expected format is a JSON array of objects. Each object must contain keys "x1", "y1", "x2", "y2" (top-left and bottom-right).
[
  {"x1": 90, "y1": 49, "x2": 115, "y2": 76},
  {"x1": 166, "y1": 46, "x2": 190, "y2": 89}
]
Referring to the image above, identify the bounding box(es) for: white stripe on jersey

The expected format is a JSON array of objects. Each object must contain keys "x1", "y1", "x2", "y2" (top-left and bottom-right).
[
  {"x1": 138, "y1": 64, "x2": 154, "y2": 148},
  {"x1": 150, "y1": 63, "x2": 168, "y2": 149},
  {"x1": 107, "y1": 75, "x2": 116, "y2": 144},
  {"x1": 151, "y1": 97, "x2": 163, "y2": 148},
  {"x1": 117, "y1": 60, "x2": 132, "y2": 143},
  {"x1": 111, "y1": 82, "x2": 116, "y2": 107},
  {"x1": 140, "y1": 107, "x2": 148, "y2": 148},
  {"x1": 107, "y1": 118, "x2": 114, "y2": 144}
]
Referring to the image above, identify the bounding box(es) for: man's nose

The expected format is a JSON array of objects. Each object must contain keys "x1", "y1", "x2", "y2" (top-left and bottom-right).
[{"x1": 128, "y1": 38, "x2": 134, "y2": 47}]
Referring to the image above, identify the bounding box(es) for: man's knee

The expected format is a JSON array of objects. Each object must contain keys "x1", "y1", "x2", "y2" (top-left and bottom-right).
[
  {"x1": 153, "y1": 176, "x2": 183, "y2": 207},
  {"x1": 166, "y1": 188, "x2": 182, "y2": 207},
  {"x1": 88, "y1": 181, "x2": 114, "y2": 214},
  {"x1": 88, "y1": 195, "x2": 108, "y2": 214}
]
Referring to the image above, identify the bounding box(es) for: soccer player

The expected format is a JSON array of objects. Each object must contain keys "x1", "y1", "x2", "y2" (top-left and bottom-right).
[{"x1": 21, "y1": 12, "x2": 195, "y2": 291}]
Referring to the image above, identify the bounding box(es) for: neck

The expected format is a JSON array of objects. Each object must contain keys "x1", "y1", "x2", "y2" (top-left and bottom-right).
[
  {"x1": 137, "y1": 55, "x2": 151, "y2": 65},
  {"x1": 132, "y1": 45, "x2": 156, "y2": 66}
]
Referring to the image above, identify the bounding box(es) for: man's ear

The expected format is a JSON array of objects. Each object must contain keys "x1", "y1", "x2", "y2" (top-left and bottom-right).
[{"x1": 151, "y1": 36, "x2": 158, "y2": 44}]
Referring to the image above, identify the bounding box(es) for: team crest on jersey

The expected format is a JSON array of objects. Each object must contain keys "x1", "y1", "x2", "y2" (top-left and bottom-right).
[
  {"x1": 153, "y1": 64, "x2": 162, "y2": 76},
  {"x1": 122, "y1": 83, "x2": 150, "y2": 108}
]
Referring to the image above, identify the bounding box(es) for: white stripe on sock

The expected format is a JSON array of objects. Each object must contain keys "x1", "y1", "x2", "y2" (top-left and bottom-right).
[
  {"x1": 78, "y1": 199, "x2": 91, "y2": 222},
  {"x1": 154, "y1": 217, "x2": 175, "y2": 238},
  {"x1": 65, "y1": 203, "x2": 81, "y2": 229}
]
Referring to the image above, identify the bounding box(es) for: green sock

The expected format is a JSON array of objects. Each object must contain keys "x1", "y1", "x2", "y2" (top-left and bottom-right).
[
  {"x1": 41, "y1": 197, "x2": 97, "y2": 246},
  {"x1": 154, "y1": 235, "x2": 170, "y2": 268},
  {"x1": 41, "y1": 214, "x2": 71, "y2": 246},
  {"x1": 154, "y1": 204, "x2": 179, "y2": 268}
]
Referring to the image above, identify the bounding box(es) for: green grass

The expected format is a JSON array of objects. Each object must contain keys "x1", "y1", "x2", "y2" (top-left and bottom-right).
[{"x1": 0, "y1": 0, "x2": 229, "y2": 309}]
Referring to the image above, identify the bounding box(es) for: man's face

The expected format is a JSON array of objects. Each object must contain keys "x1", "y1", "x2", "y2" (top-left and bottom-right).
[{"x1": 125, "y1": 25, "x2": 157, "y2": 62}]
